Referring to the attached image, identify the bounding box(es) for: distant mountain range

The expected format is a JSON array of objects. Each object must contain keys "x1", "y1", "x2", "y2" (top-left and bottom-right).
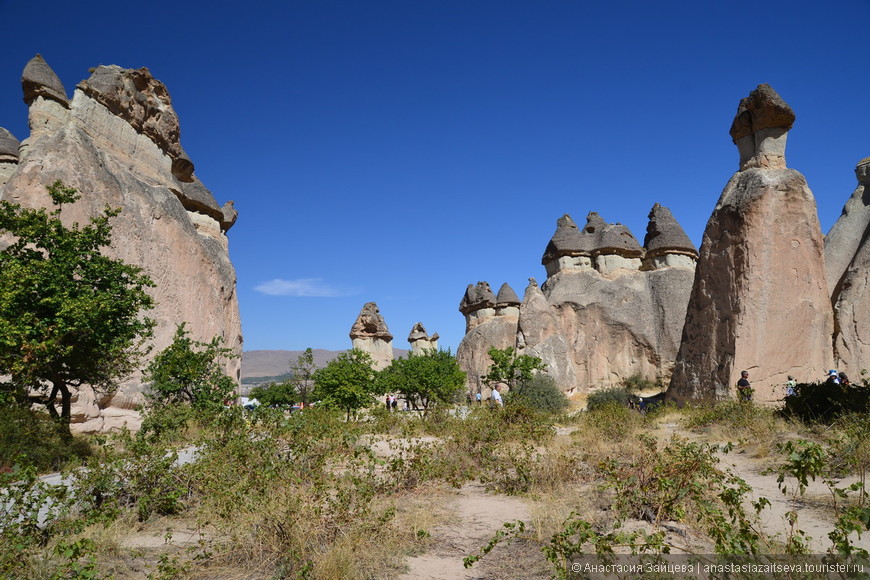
[{"x1": 241, "y1": 349, "x2": 409, "y2": 382}]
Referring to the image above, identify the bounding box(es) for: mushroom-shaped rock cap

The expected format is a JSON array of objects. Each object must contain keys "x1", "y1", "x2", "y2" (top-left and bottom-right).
[
  {"x1": 349, "y1": 302, "x2": 393, "y2": 340},
  {"x1": 408, "y1": 322, "x2": 431, "y2": 342},
  {"x1": 220, "y1": 201, "x2": 238, "y2": 231},
  {"x1": 0, "y1": 128, "x2": 21, "y2": 160},
  {"x1": 643, "y1": 203, "x2": 698, "y2": 257},
  {"x1": 496, "y1": 283, "x2": 521, "y2": 306},
  {"x1": 541, "y1": 214, "x2": 597, "y2": 264},
  {"x1": 729, "y1": 84, "x2": 795, "y2": 143},
  {"x1": 176, "y1": 178, "x2": 224, "y2": 221},
  {"x1": 586, "y1": 212, "x2": 643, "y2": 257},
  {"x1": 459, "y1": 281, "x2": 497, "y2": 315},
  {"x1": 21, "y1": 54, "x2": 69, "y2": 107},
  {"x1": 77, "y1": 65, "x2": 191, "y2": 174}
]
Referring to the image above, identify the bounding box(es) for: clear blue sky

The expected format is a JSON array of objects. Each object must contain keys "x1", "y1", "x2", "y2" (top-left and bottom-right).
[{"x1": 1, "y1": 1, "x2": 868, "y2": 352}]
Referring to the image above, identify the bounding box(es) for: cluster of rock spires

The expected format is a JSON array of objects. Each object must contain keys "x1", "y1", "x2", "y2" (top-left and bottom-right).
[
  {"x1": 0, "y1": 55, "x2": 242, "y2": 431},
  {"x1": 349, "y1": 302, "x2": 438, "y2": 369},
  {"x1": 458, "y1": 83, "x2": 870, "y2": 403},
  {"x1": 458, "y1": 205, "x2": 698, "y2": 395}
]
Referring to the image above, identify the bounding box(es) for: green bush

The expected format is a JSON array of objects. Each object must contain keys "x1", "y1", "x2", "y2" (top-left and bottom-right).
[
  {"x1": 0, "y1": 405, "x2": 92, "y2": 472},
  {"x1": 505, "y1": 372, "x2": 568, "y2": 413},
  {"x1": 586, "y1": 386, "x2": 634, "y2": 411},
  {"x1": 782, "y1": 381, "x2": 870, "y2": 424}
]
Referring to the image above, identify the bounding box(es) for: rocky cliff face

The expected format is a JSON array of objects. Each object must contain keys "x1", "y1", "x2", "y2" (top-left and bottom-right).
[
  {"x1": 457, "y1": 206, "x2": 697, "y2": 395},
  {"x1": 667, "y1": 84, "x2": 833, "y2": 403},
  {"x1": 0, "y1": 55, "x2": 242, "y2": 432}
]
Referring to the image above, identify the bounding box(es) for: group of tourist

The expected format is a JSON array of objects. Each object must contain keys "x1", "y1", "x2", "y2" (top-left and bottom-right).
[{"x1": 736, "y1": 368, "x2": 854, "y2": 402}]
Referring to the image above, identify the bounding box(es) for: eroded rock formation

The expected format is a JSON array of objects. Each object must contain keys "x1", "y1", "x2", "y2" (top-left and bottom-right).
[
  {"x1": 1, "y1": 56, "x2": 242, "y2": 432},
  {"x1": 458, "y1": 206, "x2": 697, "y2": 395},
  {"x1": 350, "y1": 302, "x2": 394, "y2": 370},
  {"x1": 667, "y1": 84, "x2": 833, "y2": 403},
  {"x1": 407, "y1": 322, "x2": 439, "y2": 355},
  {"x1": 827, "y1": 157, "x2": 870, "y2": 377}
]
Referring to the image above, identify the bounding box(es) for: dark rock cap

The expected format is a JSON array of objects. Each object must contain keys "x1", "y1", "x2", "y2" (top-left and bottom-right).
[
  {"x1": 408, "y1": 322, "x2": 437, "y2": 343},
  {"x1": 349, "y1": 302, "x2": 393, "y2": 341},
  {"x1": 643, "y1": 203, "x2": 698, "y2": 258},
  {"x1": 0, "y1": 128, "x2": 21, "y2": 160},
  {"x1": 220, "y1": 201, "x2": 238, "y2": 231},
  {"x1": 21, "y1": 54, "x2": 69, "y2": 107},
  {"x1": 496, "y1": 283, "x2": 521, "y2": 306},
  {"x1": 77, "y1": 65, "x2": 192, "y2": 176},
  {"x1": 175, "y1": 178, "x2": 224, "y2": 222},
  {"x1": 587, "y1": 212, "x2": 643, "y2": 257},
  {"x1": 541, "y1": 214, "x2": 596, "y2": 264},
  {"x1": 729, "y1": 84, "x2": 795, "y2": 143},
  {"x1": 459, "y1": 281, "x2": 497, "y2": 315}
]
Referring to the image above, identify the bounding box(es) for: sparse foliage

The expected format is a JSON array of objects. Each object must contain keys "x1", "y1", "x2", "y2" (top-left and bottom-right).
[{"x1": 482, "y1": 346, "x2": 545, "y2": 395}]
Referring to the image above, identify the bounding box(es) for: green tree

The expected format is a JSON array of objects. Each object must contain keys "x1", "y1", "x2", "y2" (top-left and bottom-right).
[
  {"x1": 482, "y1": 346, "x2": 545, "y2": 396},
  {"x1": 312, "y1": 349, "x2": 377, "y2": 420},
  {"x1": 0, "y1": 181, "x2": 155, "y2": 437},
  {"x1": 378, "y1": 349, "x2": 466, "y2": 415},
  {"x1": 145, "y1": 323, "x2": 236, "y2": 413},
  {"x1": 252, "y1": 347, "x2": 318, "y2": 408}
]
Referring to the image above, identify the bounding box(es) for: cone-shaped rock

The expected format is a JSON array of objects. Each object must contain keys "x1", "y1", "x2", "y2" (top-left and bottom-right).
[
  {"x1": 350, "y1": 302, "x2": 393, "y2": 370},
  {"x1": 827, "y1": 157, "x2": 870, "y2": 375},
  {"x1": 407, "y1": 322, "x2": 439, "y2": 355},
  {"x1": 496, "y1": 283, "x2": 520, "y2": 306},
  {"x1": 21, "y1": 54, "x2": 68, "y2": 106},
  {"x1": 644, "y1": 203, "x2": 698, "y2": 258},
  {"x1": 668, "y1": 85, "x2": 832, "y2": 403}
]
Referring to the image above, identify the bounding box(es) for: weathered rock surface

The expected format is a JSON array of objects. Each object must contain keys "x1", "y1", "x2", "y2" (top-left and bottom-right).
[
  {"x1": 668, "y1": 85, "x2": 832, "y2": 403},
  {"x1": 1, "y1": 56, "x2": 242, "y2": 432},
  {"x1": 457, "y1": 282, "x2": 520, "y2": 395},
  {"x1": 459, "y1": 207, "x2": 696, "y2": 395},
  {"x1": 350, "y1": 302, "x2": 394, "y2": 370},
  {"x1": 0, "y1": 128, "x2": 20, "y2": 188},
  {"x1": 408, "y1": 322, "x2": 439, "y2": 355},
  {"x1": 827, "y1": 158, "x2": 870, "y2": 376}
]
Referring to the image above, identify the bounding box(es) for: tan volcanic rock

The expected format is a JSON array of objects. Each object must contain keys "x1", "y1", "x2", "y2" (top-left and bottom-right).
[
  {"x1": 516, "y1": 278, "x2": 576, "y2": 391},
  {"x1": 0, "y1": 128, "x2": 20, "y2": 188},
  {"x1": 668, "y1": 85, "x2": 832, "y2": 403},
  {"x1": 2, "y1": 56, "x2": 242, "y2": 432},
  {"x1": 350, "y1": 302, "x2": 394, "y2": 370},
  {"x1": 828, "y1": 158, "x2": 870, "y2": 376},
  {"x1": 456, "y1": 281, "x2": 519, "y2": 395},
  {"x1": 407, "y1": 322, "x2": 439, "y2": 355}
]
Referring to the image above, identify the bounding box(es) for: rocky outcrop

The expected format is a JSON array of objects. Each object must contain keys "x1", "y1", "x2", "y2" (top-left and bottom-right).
[
  {"x1": 827, "y1": 158, "x2": 870, "y2": 376},
  {"x1": 459, "y1": 206, "x2": 697, "y2": 395},
  {"x1": 407, "y1": 322, "x2": 439, "y2": 355},
  {"x1": 350, "y1": 302, "x2": 394, "y2": 370},
  {"x1": 667, "y1": 84, "x2": 833, "y2": 403},
  {"x1": 1, "y1": 56, "x2": 242, "y2": 432},
  {"x1": 457, "y1": 282, "x2": 520, "y2": 395}
]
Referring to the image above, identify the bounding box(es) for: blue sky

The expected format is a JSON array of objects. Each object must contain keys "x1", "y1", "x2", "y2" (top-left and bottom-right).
[{"x1": 1, "y1": 1, "x2": 868, "y2": 352}]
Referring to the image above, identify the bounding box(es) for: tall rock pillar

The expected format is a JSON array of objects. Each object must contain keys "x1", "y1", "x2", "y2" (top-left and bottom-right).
[
  {"x1": 349, "y1": 302, "x2": 394, "y2": 370},
  {"x1": 667, "y1": 84, "x2": 833, "y2": 403}
]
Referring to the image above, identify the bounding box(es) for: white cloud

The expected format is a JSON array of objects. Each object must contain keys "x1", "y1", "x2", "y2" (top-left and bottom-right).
[{"x1": 254, "y1": 278, "x2": 360, "y2": 297}]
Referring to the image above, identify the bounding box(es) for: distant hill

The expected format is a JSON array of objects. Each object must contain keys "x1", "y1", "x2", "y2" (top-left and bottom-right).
[{"x1": 241, "y1": 348, "x2": 409, "y2": 380}]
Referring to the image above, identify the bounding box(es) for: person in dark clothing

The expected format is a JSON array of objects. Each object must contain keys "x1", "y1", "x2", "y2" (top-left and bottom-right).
[{"x1": 737, "y1": 370, "x2": 752, "y2": 402}]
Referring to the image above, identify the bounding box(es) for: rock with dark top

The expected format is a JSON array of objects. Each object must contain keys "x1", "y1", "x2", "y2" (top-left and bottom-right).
[
  {"x1": 644, "y1": 203, "x2": 698, "y2": 259},
  {"x1": 0, "y1": 128, "x2": 20, "y2": 160},
  {"x1": 459, "y1": 281, "x2": 497, "y2": 318},
  {"x1": 729, "y1": 84, "x2": 795, "y2": 170},
  {"x1": 350, "y1": 302, "x2": 394, "y2": 370},
  {"x1": 21, "y1": 54, "x2": 68, "y2": 106},
  {"x1": 668, "y1": 85, "x2": 832, "y2": 403},
  {"x1": 77, "y1": 65, "x2": 193, "y2": 180},
  {"x1": 407, "y1": 322, "x2": 439, "y2": 355},
  {"x1": 496, "y1": 283, "x2": 520, "y2": 307}
]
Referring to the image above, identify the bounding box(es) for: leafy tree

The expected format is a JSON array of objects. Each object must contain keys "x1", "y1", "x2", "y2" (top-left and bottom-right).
[
  {"x1": 250, "y1": 348, "x2": 318, "y2": 408},
  {"x1": 312, "y1": 349, "x2": 377, "y2": 420},
  {"x1": 482, "y1": 346, "x2": 545, "y2": 396},
  {"x1": 145, "y1": 323, "x2": 236, "y2": 413},
  {"x1": 378, "y1": 349, "x2": 466, "y2": 415},
  {"x1": 0, "y1": 181, "x2": 155, "y2": 437},
  {"x1": 507, "y1": 372, "x2": 568, "y2": 413}
]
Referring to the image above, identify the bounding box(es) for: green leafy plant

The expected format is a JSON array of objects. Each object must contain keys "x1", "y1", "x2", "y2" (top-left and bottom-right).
[
  {"x1": 377, "y1": 349, "x2": 466, "y2": 415},
  {"x1": 482, "y1": 346, "x2": 545, "y2": 395},
  {"x1": 0, "y1": 180, "x2": 155, "y2": 437},
  {"x1": 312, "y1": 349, "x2": 378, "y2": 420}
]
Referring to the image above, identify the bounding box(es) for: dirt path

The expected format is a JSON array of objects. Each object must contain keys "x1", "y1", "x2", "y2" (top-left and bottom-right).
[{"x1": 398, "y1": 482, "x2": 543, "y2": 580}]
